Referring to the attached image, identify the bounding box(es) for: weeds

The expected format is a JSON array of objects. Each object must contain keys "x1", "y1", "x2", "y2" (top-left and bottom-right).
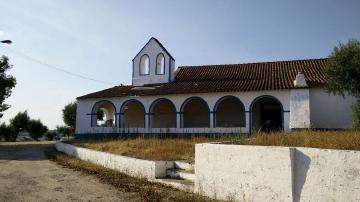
[
  {"x1": 45, "y1": 148, "x2": 216, "y2": 202},
  {"x1": 70, "y1": 130, "x2": 360, "y2": 162}
]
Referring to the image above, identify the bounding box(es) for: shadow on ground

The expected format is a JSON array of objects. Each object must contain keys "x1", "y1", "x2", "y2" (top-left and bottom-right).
[{"x1": 0, "y1": 142, "x2": 54, "y2": 161}]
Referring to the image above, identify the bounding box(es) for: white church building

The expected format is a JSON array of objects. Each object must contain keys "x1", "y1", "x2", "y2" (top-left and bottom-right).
[{"x1": 75, "y1": 37, "x2": 356, "y2": 138}]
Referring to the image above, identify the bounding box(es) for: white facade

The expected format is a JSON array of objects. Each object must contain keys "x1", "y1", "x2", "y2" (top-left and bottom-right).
[
  {"x1": 76, "y1": 88, "x2": 355, "y2": 135},
  {"x1": 75, "y1": 38, "x2": 356, "y2": 136}
]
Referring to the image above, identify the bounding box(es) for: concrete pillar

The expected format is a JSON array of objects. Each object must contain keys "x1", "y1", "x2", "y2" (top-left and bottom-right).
[
  {"x1": 209, "y1": 112, "x2": 214, "y2": 128},
  {"x1": 176, "y1": 112, "x2": 181, "y2": 128},
  {"x1": 145, "y1": 114, "x2": 150, "y2": 128},
  {"x1": 245, "y1": 111, "x2": 250, "y2": 133},
  {"x1": 290, "y1": 88, "x2": 310, "y2": 129}
]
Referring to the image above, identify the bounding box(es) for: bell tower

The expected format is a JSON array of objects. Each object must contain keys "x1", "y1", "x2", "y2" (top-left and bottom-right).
[{"x1": 132, "y1": 37, "x2": 176, "y2": 86}]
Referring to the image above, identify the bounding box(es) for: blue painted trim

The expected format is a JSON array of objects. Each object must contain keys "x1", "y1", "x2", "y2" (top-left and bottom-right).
[
  {"x1": 213, "y1": 95, "x2": 246, "y2": 128},
  {"x1": 249, "y1": 95, "x2": 284, "y2": 133},
  {"x1": 90, "y1": 100, "x2": 117, "y2": 127},
  {"x1": 155, "y1": 53, "x2": 165, "y2": 75},
  {"x1": 139, "y1": 54, "x2": 150, "y2": 76},
  {"x1": 148, "y1": 98, "x2": 177, "y2": 128},
  {"x1": 180, "y1": 96, "x2": 210, "y2": 128},
  {"x1": 119, "y1": 99, "x2": 146, "y2": 128}
]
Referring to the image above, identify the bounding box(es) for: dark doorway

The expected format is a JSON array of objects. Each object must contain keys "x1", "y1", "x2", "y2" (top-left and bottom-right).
[{"x1": 251, "y1": 96, "x2": 283, "y2": 133}]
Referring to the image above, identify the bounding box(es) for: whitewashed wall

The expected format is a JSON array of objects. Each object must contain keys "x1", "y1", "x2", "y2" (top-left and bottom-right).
[
  {"x1": 195, "y1": 144, "x2": 293, "y2": 202},
  {"x1": 76, "y1": 89, "x2": 291, "y2": 134},
  {"x1": 55, "y1": 141, "x2": 173, "y2": 179},
  {"x1": 195, "y1": 143, "x2": 360, "y2": 202},
  {"x1": 309, "y1": 88, "x2": 356, "y2": 128}
]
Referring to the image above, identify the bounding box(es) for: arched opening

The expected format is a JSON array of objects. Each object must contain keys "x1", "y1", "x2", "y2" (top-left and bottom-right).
[
  {"x1": 156, "y1": 53, "x2": 165, "y2": 74},
  {"x1": 121, "y1": 100, "x2": 145, "y2": 128},
  {"x1": 140, "y1": 54, "x2": 150, "y2": 75},
  {"x1": 181, "y1": 97, "x2": 209, "y2": 128},
  {"x1": 91, "y1": 100, "x2": 116, "y2": 127},
  {"x1": 150, "y1": 98, "x2": 176, "y2": 128},
  {"x1": 251, "y1": 96, "x2": 283, "y2": 133},
  {"x1": 214, "y1": 96, "x2": 245, "y2": 127}
]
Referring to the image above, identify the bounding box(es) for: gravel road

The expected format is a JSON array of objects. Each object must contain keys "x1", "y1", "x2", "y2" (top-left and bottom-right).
[{"x1": 0, "y1": 141, "x2": 140, "y2": 202}]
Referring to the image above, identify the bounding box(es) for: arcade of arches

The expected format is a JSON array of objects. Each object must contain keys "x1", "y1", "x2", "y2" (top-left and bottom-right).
[{"x1": 91, "y1": 96, "x2": 284, "y2": 132}]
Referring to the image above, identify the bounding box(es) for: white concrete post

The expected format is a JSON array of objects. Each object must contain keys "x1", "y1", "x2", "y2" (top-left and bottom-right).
[
  {"x1": 244, "y1": 111, "x2": 250, "y2": 133},
  {"x1": 209, "y1": 112, "x2": 214, "y2": 128},
  {"x1": 145, "y1": 114, "x2": 150, "y2": 128},
  {"x1": 290, "y1": 89, "x2": 311, "y2": 129},
  {"x1": 176, "y1": 113, "x2": 181, "y2": 128}
]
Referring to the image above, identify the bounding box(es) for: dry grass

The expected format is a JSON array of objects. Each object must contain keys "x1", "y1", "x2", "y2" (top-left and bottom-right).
[
  {"x1": 235, "y1": 130, "x2": 360, "y2": 150},
  {"x1": 45, "y1": 148, "x2": 216, "y2": 202},
  {"x1": 71, "y1": 137, "x2": 215, "y2": 162},
  {"x1": 70, "y1": 130, "x2": 360, "y2": 162}
]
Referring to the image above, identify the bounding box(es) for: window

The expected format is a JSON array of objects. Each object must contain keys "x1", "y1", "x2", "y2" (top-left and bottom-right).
[
  {"x1": 156, "y1": 53, "x2": 165, "y2": 74},
  {"x1": 140, "y1": 55, "x2": 150, "y2": 75}
]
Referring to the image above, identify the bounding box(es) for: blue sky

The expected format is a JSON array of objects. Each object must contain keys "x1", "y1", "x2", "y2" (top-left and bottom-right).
[{"x1": 0, "y1": 0, "x2": 359, "y2": 129}]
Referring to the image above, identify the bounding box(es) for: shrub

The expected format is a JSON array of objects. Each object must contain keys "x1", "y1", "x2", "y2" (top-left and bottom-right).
[
  {"x1": 0, "y1": 123, "x2": 16, "y2": 141},
  {"x1": 353, "y1": 100, "x2": 360, "y2": 130},
  {"x1": 45, "y1": 131, "x2": 58, "y2": 141},
  {"x1": 27, "y1": 119, "x2": 48, "y2": 140}
]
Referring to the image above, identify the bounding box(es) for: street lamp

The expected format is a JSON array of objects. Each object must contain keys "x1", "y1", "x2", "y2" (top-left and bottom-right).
[{"x1": 0, "y1": 40, "x2": 12, "y2": 44}]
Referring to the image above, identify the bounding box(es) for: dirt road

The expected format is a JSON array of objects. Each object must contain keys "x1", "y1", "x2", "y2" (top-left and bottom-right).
[{"x1": 0, "y1": 141, "x2": 140, "y2": 202}]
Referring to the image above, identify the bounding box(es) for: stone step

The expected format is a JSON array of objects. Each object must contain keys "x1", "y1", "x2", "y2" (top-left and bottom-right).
[
  {"x1": 153, "y1": 178, "x2": 194, "y2": 192},
  {"x1": 174, "y1": 161, "x2": 194, "y2": 171},
  {"x1": 166, "y1": 169, "x2": 195, "y2": 181}
]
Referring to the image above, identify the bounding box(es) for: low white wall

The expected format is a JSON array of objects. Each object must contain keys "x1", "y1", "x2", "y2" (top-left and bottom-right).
[
  {"x1": 55, "y1": 142, "x2": 173, "y2": 179},
  {"x1": 195, "y1": 144, "x2": 293, "y2": 202},
  {"x1": 293, "y1": 147, "x2": 360, "y2": 202},
  {"x1": 195, "y1": 143, "x2": 360, "y2": 202}
]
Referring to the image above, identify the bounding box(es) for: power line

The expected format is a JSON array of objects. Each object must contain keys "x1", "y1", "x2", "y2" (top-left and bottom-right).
[{"x1": 1, "y1": 46, "x2": 117, "y2": 86}]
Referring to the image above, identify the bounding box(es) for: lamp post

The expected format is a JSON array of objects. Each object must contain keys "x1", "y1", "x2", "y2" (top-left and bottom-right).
[{"x1": 0, "y1": 40, "x2": 12, "y2": 44}]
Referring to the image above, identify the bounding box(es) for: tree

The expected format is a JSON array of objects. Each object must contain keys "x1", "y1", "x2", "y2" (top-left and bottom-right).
[
  {"x1": 324, "y1": 39, "x2": 360, "y2": 97},
  {"x1": 62, "y1": 102, "x2": 76, "y2": 130},
  {"x1": 45, "y1": 130, "x2": 58, "y2": 141},
  {"x1": 97, "y1": 109, "x2": 104, "y2": 121},
  {"x1": 324, "y1": 39, "x2": 360, "y2": 128},
  {"x1": 10, "y1": 111, "x2": 30, "y2": 134},
  {"x1": 0, "y1": 56, "x2": 16, "y2": 118},
  {"x1": 0, "y1": 123, "x2": 16, "y2": 141},
  {"x1": 353, "y1": 100, "x2": 360, "y2": 130},
  {"x1": 56, "y1": 125, "x2": 72, "y2": 139},
  {"x1": 27, "y1": 119, "x2": 48, "y2": 140}
]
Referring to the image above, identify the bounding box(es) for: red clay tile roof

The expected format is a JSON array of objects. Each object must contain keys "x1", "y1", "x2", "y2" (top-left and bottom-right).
[{"x1": 77, "y1": 58, "x2": 328, "y2": 99}]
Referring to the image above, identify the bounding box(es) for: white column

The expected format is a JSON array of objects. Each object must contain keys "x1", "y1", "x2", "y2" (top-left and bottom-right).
[
  {"x1": 209, "y1": 112, "x2": 214, "y2": 128},
  {"x1": 176, "y1": 113, "x2": 181, "y2": 128},
  {"x1": 290, "y1": 88, "x2": 310, "y2": 129},
  {"x1": 245, "y1": 111, "x2": 250, "y2": 134},
  {"x1": 145, "y1": 114, "x2": 150, "y2": 128}
]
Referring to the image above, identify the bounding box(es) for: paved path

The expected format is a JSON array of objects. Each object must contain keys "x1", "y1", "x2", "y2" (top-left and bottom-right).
[{"x1": 0, "y1": 141, "x2": 140, "y2": 202}]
